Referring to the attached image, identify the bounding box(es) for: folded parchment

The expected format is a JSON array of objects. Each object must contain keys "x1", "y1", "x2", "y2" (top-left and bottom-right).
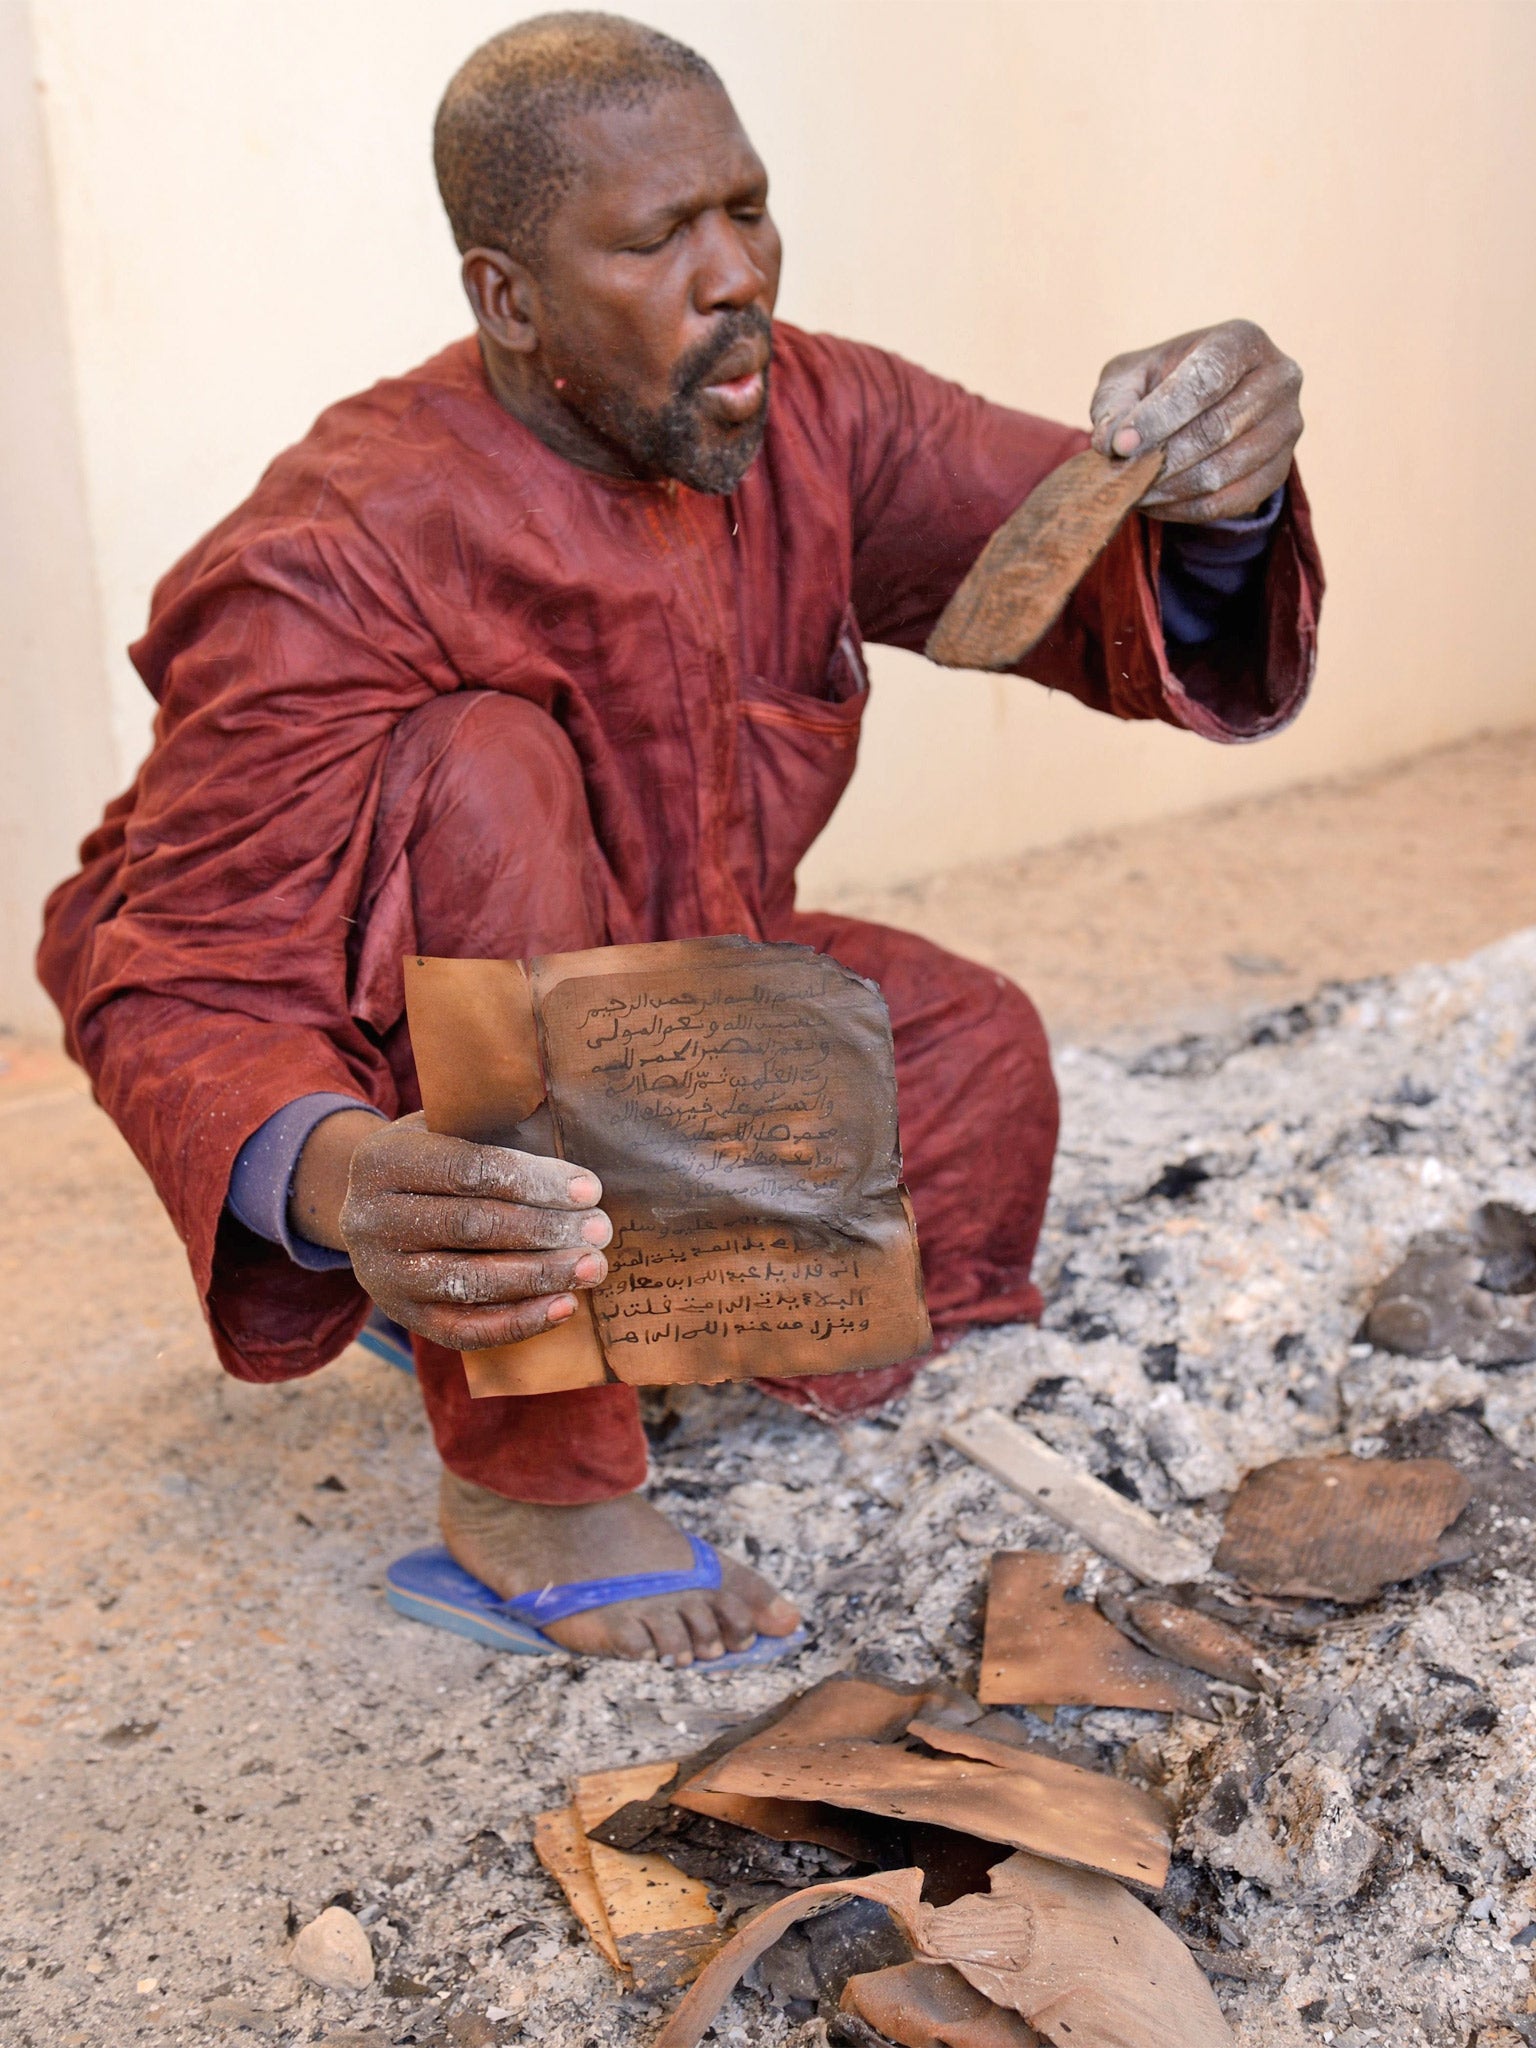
[{"x1": 404, "y1": 937, "x2": 931, "y2": 1397}]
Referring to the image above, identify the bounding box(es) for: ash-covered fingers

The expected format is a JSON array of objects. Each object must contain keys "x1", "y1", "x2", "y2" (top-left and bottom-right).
[
  {"x1": 347, "y1": 1122, "x2": 603, "y2": 1211},
  {"x1": 1098, "y1": 320, "x2": 1273, "y2": 455},
  {"x1": 1089, "y1": 324, "x2": 1217, "y2": 454},
  {"x1": 405, "y1": 1291, "x2": 582, "y2": 1350},
  {"x1": 1148, "y1": 450, "x2": 1298, "y2": 526},
  {"x1": 1141, "y1": 357, "x2": 1302, "y2": 499},
  {"x1": 393, "y1": 1246, "x2": 608, "y2": 1306},
  {"x1": 337, "y1": 1121, "x2": 612, "y2": 1344},
  {"x1": 349, "y1": 1190, "x2": 612, "y2": 1256},
  {"x1": 1088, "y1": 321, "x2": 1302, "y2": 514}
]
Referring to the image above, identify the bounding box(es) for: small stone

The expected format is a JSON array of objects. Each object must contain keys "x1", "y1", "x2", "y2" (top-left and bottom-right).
[
  {"x1": 136, "y1": 1977, "x2": 159, "y2": 1995},
  {"x1": 290, "y1": 1905, "x2": 375, "y2": 1992}
]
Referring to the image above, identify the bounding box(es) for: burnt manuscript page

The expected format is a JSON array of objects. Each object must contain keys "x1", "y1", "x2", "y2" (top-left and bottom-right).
[{"x1": 404, "y1": 937, "x2": 930, "y2": 1396}]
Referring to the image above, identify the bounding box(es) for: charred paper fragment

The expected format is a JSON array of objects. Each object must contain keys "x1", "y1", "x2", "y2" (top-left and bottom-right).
[
  {"x1": 927, "y1": 1852, "x2": 1233, "y2": 2047},
  {"x1": 1364, "y1": 1203, "x2": 1536, "y2": 1364},
  {"x1": 979, "y1": 1552, "x2": 1216, "y2": 1720},
  {"x1": 944, "y1": 1412, "x2": 1209, "y2": 1583},
  {"x1": 689, "y1": 1726, "x2": 1172, "y2": 1888},
  {"x1": 842, "y1": 1959, "x2": 1044, "y2": 2045},
  {"x1": 917, "y1": 1705, "x2": 1107, "y2": 1777},
  {"x1": 589, "y1": 1797, "x2": 859, "y2": 1891},
  {"x1": 655, "y1": 1852, "x2": 1233, "y2": 2048},
  {"x1": 925, "y1": 446, "x2": 1165, "y2": 670},
  {"x1": 1097, "y1": 1589, "x2": 1273, "y2": 1692},
  {"x1": 757, "y1": 1895, "x2": 914, "y2": 2022},
  {"x1": 655, "y1": 1870, "x2": 929, "y2": 2048},
  {"x1": 534, "y1": 1761, "x2": 720, "y2": 1993},
  {"x1": 1381, "y1": 1404, "x2": 1536, "y2": 1577},
  {"x1": 669, "y1": 1674, "x2": 963, "y2": 1863},
  {"x1": 902, "y1": 1823, "x2": 1014, "y2": 1910},
  {"x1": 1213, "y1": 1453, "x2": 1473, "y2": 1603},
  {"x1": 406, "y1": 937, "x2": 929, "y2": 1396},
  {"x1": 532, "y1": 1804, "x2": 622, "y2": 1970},
  {"x1": 830, "y1": 2018, "x2": 905, "y2": 2048},
  {"x1": 1173, "y1": 1580, "x2": 1332, "y2": 1641}
]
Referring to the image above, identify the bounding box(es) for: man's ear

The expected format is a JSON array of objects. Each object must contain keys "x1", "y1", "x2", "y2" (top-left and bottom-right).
[{"x1": 461, "y1": 247, "x2": 541, "y2": 356}]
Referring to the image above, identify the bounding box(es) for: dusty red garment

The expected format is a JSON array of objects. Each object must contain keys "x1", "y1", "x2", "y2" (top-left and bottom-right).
[
  {"x1": 362, "y1": 690, "x2": 1054, "y2": 1499},
  {"x1": 38, "y1": 324, "x2": 1322, "y2": 1399}
]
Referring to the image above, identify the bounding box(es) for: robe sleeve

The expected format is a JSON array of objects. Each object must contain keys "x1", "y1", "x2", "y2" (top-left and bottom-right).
[
  {"x1": 37, "y1": 516, "x2": 449, "y2": 1384},
  {"x1": 833, "y1": 338, "x2": 1322, "y2": 740}
]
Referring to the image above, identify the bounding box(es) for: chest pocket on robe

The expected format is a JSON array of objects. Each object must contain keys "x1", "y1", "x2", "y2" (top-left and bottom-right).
[{"x1": 733, "y1": 602, "x2": 869, "y2": 928}]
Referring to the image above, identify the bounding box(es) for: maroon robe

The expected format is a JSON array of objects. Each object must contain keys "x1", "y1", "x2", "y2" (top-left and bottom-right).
[{"x1": 38, "y1": 324, "x2": 1322, "y2": 1444}]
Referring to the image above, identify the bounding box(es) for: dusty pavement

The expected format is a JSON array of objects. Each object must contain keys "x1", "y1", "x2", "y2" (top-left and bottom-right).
[
  {"x1": 3, "y1": 727, "x2": 1536, "y2": 2048},
  {"x1": 824, "y1": 726, "x2": 1536, "y2": 1047}
]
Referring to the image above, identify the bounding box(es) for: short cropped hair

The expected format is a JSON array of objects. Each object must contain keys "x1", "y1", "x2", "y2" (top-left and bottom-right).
[{"x1": 433, "y1": 12, "x2": 719, "y2": 261}]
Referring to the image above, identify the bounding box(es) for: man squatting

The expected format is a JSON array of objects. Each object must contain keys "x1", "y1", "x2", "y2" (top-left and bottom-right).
[{"x1": 41, "y1": 15, "x2": 1322, "y2": 1668}]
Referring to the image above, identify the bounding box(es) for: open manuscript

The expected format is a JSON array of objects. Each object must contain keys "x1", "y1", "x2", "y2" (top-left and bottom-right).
[{"x1": 404, "y1": 936, "x2": 930, "y2": 1397}]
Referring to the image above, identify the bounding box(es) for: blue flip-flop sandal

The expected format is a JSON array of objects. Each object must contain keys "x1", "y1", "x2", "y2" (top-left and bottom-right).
[
  {"x1": 357, "y1": 1308, "x2": 416, "y2": 1375},
  {"x1": 385, "y1": 1533, "x2": 809, "y2": 1669}
]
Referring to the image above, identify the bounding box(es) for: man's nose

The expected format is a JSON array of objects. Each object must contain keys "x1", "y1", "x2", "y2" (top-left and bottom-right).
[{"x1": 692, "y1": 210, "x2": 769, "y2": 312}]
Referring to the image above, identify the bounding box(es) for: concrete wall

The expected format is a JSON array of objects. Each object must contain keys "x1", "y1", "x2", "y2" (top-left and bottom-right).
[
  {"x1": 0, "y1": 0, "x2": 116, "y2": 1030},
  {"x1": 5, "y1": 0, "x2": 1535, "y2": 1027}
]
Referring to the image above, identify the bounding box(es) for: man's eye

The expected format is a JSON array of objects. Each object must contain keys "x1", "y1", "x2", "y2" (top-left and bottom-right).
[{"x1": 629, "y1": 226, "x2": 678, "y2": 255}]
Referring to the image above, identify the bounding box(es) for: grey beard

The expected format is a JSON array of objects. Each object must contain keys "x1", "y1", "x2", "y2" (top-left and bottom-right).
[
  {"x1": 569, "y1": 308, "x2": 773, "y2": 494},
  {"x1": 619, "y1": 375, "x2": 769, "y2": 494}
]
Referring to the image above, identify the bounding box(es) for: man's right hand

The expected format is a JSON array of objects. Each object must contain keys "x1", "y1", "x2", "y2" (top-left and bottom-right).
[{"x1": 290, "y1": 1110, "x2": 611, "y2": 1349}]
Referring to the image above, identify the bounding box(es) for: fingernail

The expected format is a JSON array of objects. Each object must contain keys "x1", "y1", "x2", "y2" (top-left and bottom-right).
[
  {"x1": 574, "y1": 1253, "x2": 605, "y2": 1284},
  {"x1": 546, "y1": 1295, "x2": 577, "y2": 1323},
  {"x1": 1112, "y1": 425, "x2": 1142, "y2": 457},
  {"x1": 580, "y1": 1214, "x2": 611, "y2": 1245},
  {"x1": 569, "y1": 1174, "x2": 601, "y2": 1205}
]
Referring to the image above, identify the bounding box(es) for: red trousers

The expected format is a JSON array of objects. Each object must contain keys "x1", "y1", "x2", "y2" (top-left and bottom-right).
[{"x1": 368, "y1": 693, "x2": 1058, "y2": 1503}]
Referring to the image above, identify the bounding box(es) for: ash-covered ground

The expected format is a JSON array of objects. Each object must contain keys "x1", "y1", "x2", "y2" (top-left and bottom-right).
[{"x1": 4, "y1": 927, "x2": 1535, "y2": 2048}]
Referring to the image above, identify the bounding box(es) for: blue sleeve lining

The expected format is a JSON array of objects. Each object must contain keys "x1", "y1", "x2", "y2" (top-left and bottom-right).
[
  {"x1": 227, "y1": 1093, "x2": 386, "y2": 1272},
  {"x1": 1158, "y1": 485, "x2": 1285, "y2": 649}
]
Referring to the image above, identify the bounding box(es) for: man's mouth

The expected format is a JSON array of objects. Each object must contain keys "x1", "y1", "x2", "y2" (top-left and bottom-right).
[{"x1": 698, "y1": 338, "x2": 769, "y2": 424}]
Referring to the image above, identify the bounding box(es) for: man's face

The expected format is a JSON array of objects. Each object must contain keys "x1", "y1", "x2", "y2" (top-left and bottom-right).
[{"x1": 532, "y1": 81, "x2": 782, "y2": 493}]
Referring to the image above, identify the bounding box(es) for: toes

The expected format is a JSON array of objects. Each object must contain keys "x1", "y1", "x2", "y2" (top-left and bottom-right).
[
  {"x1": 642, "y1": 1605, "x2": 696, "y2": 1667},
  {"x1": 607, "y1": 1614, "x2": 661, "y2": 1661},
  {"x1": 710, "y1": 1590, "x2": 759, "y2": 1653},
  {"x1": 757, "y1": 1594, "x2": 803, "y2": 1638},
  {"x1": 719, "y1": 1556, "x2": 803, "y2": 1637},
  {"x1": 548, "y1": 1612, "x2": 656, "y2": 1661},
  {"x1": 677, "y1": 1594, "x2": 728, "y2": 1663}
]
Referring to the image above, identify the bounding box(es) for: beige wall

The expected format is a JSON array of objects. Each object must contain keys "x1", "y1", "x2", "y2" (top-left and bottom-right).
[
  {"x1": 0, "y1": 0, "x2": 116, "y2": 1031},
  {"x1": 5, "y1": 0, "x2": 1535, "y2": 1026}
]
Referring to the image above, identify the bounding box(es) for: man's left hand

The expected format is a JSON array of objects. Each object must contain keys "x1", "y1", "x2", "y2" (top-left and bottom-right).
[{"x1": 1089, "y1": 319, "x2": 1303, "y2": 523}]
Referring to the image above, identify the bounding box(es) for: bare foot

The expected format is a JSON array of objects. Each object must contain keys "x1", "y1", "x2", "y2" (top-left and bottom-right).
[{"x1": 438, "y1": 1473, "x2": 802, "y2": 1665}]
